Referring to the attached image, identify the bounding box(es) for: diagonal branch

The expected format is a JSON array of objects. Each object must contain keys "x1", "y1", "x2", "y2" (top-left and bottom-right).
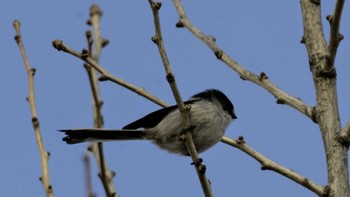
[
  {"x1": 221, "y1": 136, "x2": 326, "y2": 196},
  {"x1": 52, "y1": 40, "x2": 168, "y2": 108},
  {"x1": 13, "y1": 20, "x2": 54, "y2": 197},
  {"x1": 171, "y1": 0, "x2": 314, "y2": 121},
  {"x1": 148, "y1": 1, "x2": 213, "y2": 196}
]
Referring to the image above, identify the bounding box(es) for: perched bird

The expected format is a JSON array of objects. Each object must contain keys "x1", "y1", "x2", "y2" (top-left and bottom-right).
[{"x1": 60, "y1": 89, "x2": 237, "y2": 155}]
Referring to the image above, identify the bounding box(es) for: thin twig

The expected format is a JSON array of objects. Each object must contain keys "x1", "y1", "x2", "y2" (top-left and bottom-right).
[
  {"x1": 91, "y1": 143, "x2": 117, "y2": 197},
  {"x1": 325, "y1": 0, "x2": 345, "y2": 72},
  {"x1": 13, "y1": 20, "x2": 54, "y2": 197},
  {"x1": 52, "y1": 40, "x2": 168, "y2": 108},
  {"x1": 171, "y1": 0, "x2": 314, "y2": 121},
  {"x1": 86, "y1": 5, "x2": 105, "y2": 130},
  {"x1": 85, "y1": 31, "x2": 104, "y2": 130},
  {"x1": 221, "y1": 136, "x2": 326, "y2": 196},
  {"x1": 84, "y1": 153, "x2": 96, "y2": 197},
  {"x1": 148, "y1": 1, "x2": 213, "y2": 196},
  {"x1": 85, "y1": 5, "x2": 117, "y2": 197},
  {"x1": 89, "y1": 4, "x2": 103, "y2": 62}
]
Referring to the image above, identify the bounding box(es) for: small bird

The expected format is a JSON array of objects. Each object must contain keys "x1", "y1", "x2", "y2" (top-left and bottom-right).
[{"x1": 60, "y1": 89, "x2": 237, "y2": 155}]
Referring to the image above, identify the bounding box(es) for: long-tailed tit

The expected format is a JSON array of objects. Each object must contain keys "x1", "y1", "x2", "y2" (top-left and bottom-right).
[{"x1": 60, "y1": 89, "x2": 237, "y2": 155}]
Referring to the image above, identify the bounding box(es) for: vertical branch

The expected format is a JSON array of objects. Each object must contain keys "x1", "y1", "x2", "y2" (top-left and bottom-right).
[
  {"x1": 300, "y1": 1, "x2": 348, "y2": 197},
  {"x1": 84, "y1": 153, "x2": 96, "y2": 197},
  {"x1": 148, "y1": 1, "x2": 213, "y2": 197},
  {"x1": 13, "y1": 20, "x2": 54, "y2": 197},
  {"x1": 87, "y1": 4, "x2": 109, "y2": 63},
  {"x1": 86, "y1": 4, "x2": 106, "y2": 128},
  {"x1": 84, "y1": 31, "x2": 104, "y2": 129},
  {"x1": 85, "y1": 4, "x2": 117, "y2": 197}
]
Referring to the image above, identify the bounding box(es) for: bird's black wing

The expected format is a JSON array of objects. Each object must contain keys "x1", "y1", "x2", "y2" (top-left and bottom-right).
[{"x1": 123, "y1": 99, "x2": 198, "y2": 129}]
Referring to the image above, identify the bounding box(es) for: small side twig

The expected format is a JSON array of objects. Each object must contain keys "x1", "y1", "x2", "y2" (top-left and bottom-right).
[
  {"x1": 13, "y1": 20, "x2": 54, "y2": 197},
  {"x1": 338, "y1": 120, "x2": 350, "y2": 147},
  {"x1": 52, "y1": 40, "x2": 168, "y2": 108},
  {"x1": 148, "y1": 1, "x2": 213, "y2": 196},
  {"x1": 221, "y1": 136, "x2": 326, "y2": 196},
  {"x1": 171, "y1": 0, "x2": 314, "y2": 121},
  {"x1": 325, "y1": 0, "x2": 345, "y2": 72}
]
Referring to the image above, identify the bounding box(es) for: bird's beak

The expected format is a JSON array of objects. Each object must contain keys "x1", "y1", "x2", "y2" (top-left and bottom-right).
[{"x1": 231, "y1": 113, "x2": 237, "y2": 119}]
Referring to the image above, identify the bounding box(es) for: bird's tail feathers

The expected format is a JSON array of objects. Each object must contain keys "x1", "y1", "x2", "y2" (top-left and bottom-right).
[{"x1": 59, "y1": 128, "x2": 145, "y2": 144}]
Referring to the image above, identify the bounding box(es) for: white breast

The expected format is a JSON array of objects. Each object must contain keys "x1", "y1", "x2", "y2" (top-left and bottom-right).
[{"x1": 146, "y1": 99, "x2": 233, "y2": 155}]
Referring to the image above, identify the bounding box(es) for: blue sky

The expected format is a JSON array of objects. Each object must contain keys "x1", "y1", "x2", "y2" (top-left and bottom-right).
[{"x1": 1, "y1": 1, "x2": 350, "y2": 196}]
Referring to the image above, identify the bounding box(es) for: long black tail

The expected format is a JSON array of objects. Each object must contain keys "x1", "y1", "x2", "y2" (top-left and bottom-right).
[{"x1": 59, "y1": 128, "x2": 145, "y2": 144}]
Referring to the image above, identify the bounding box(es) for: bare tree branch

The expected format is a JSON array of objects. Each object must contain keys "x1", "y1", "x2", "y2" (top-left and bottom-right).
[
  {"x1": 83, "y1": 153, "x2": 96, "y2": 197},
  {"x1": 85, "y1": 5, "x2": 106, "y2": 130},
  {"x1": 324, "y1": 0, "x2": 345, "y2": 73},
  {"x1": 84, "y1": 32, "x2": 104, "y2": 128},
  {"x1": 221, "y1": 136, "x2": 326, "y2": 196},
  {"x1": 52, "y1": 40, "x2": 168, "y2": 108},
  {"x1": 171, "y1": 0, "x2": 314, "y2": 121},
  {"x1": 53, "y1": 33, "x2": 326, "y2": 197},
  {"x1": 13, "y1": 20, "x2": 54, "y2": 197},
  {"x1": 148, "y1": 1, "x2": 212, "y2": 196},
  {"x1": 85, "y1": 5, "x2": 118, "y2": 197},
  {"x1": 170, "y1": 0, "x2": 341, "y2": 195},
  {"x1": 300, "y1": 0, "x2": 349, "y2": 196},
  {"x1": 88, "y1": 4, "x2": 109, "y2": 63},
  {"x1": 89, "y1": 143, "x2": 117, "y2": 197}
]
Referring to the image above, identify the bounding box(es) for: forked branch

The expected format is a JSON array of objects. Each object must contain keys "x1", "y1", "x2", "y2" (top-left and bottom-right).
[{"x1": 325, "y1": 0, "x2": 345, "y2": 72}]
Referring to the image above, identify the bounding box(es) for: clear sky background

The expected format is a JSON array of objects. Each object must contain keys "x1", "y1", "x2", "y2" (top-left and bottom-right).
[{"x1": 1, "y1": 1, "x2": 350, "y2": 197}]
